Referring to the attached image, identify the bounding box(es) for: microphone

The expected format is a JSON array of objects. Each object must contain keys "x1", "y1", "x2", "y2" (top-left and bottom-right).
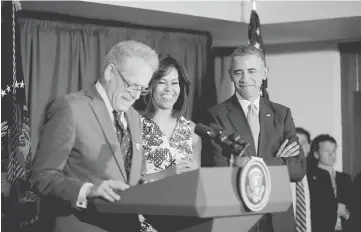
[
  {"x1": 197, "y1": 123, "x2": 234, "y2": 148},
  {"x1": 228, "y1": 133, "x2": 250, "y2": 147},
  {"x1": 194, "y1": 123, "x2": 217, "y2": 139},
  {"x1": 195, "y1": 123, "x2": 250, "y2": 157},
  {"x1": 208, "y1": 124, "x2": 229, "y2": 143},
  {"x1": 208, "y1": 124, "x2": 250, "y2": 157},
  {"x1": 195, "y1": 123, "x2": 233, "y2": 148},
  {"x1": 229, "y1": 133, "x2": 251, "y2": 157}
]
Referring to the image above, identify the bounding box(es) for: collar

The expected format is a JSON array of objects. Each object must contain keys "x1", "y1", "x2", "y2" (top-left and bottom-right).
[
  {"x1": 318, "y1": 163, "x2": 336, "y2": 177},
  {"x1": 92, "y1": 82, "x2": 128, "y2": 130},
  {"x1": 236, "y1": 92, "x2": 260, "y2": 114},
  {"x1": 95, "y1": 81, "x2": 115, "y2": 121}
]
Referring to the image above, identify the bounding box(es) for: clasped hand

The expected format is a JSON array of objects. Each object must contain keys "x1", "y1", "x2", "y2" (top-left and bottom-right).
[
  {"x1": 276, "y1": 139, "x2": 300, "y2": 158},
  {"x1": 337, "y1": 203, "x2": 350, "y2": 219}
]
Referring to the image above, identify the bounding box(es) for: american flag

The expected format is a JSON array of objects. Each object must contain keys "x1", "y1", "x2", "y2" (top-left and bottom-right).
[
  {"x1": 248, "y1": 6, "x2": 269, "y2": 100},
  {"x1": 1, "y1": 1, "x2": 39, "y2": 230},
  {"x1": 1, "y1": 0, "x2": 29, "y2": 184}
]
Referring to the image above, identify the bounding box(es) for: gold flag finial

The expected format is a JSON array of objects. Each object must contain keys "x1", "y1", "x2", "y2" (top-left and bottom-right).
[
  {"x1": 13, "y1": 0, "x2": 22, "y2": 12},
  {"x1": 252, "y1": 0, "x2": 256, "y2": 11}
]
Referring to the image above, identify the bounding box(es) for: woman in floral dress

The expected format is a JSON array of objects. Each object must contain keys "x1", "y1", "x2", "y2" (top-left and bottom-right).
[{"x1": 137, "y1": 54, "x2": 202, "y2": 232}]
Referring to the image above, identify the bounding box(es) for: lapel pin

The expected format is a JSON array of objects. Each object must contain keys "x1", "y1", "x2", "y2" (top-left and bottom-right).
[{"x1": 266, "y1": 113, "x2": 271, "y2": 117}]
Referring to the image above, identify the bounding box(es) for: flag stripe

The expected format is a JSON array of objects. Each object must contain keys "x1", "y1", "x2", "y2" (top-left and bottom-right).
[
  {"x1": 248, "y1": 9, "x2": 269, "y2": 100},
  {"x1": 1, "y1": 1, "x2": 39, "y2": 227}
]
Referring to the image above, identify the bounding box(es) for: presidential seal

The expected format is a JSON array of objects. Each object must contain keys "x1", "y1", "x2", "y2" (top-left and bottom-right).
[{"x1": 239, "y1": 157, "x2": 271, "y2": 212}]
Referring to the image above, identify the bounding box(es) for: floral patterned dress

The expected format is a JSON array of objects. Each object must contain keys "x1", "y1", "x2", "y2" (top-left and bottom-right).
[{"x1": 139, "y1": 116, "x2": 194, "y2": 232}]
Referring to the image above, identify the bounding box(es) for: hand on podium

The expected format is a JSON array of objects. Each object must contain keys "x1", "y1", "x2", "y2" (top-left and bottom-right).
[
  {"x1": 140, "y1": 166, "x2": 178, "y2": 184},
  {"x1": 175, "y1": 158, "x2": 199, "y2": 174},
  {"x1": 87, "y1": 180, "x2": 129, "y2": 202},
  {"x1": 140, "y1": 158, "x2": 198, "y2": 184}
]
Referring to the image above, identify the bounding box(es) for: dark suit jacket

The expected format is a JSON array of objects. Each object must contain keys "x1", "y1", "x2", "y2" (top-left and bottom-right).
[
  {"x1": 351, "y1": 172, "x2": 361, "y2": 232},
  {"x1": 30, "y1": 85, "x2": 144, "y2": 232},
  {"x1": 308, "y1": 167, "x2": 353, "y2": 232},
  {"x1": 201, "y1": 95, "x2": 306, "y2": 232}
]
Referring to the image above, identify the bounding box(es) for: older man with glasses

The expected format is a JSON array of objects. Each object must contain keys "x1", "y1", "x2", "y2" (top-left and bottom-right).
[{"x1": 30, "y1": 41, "x2": 159, "y2": 232}]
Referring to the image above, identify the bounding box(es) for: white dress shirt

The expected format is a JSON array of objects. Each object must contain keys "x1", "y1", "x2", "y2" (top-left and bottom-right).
[
  {"x1": 76, "y1": 82, "x2": 127, "y2": 208},
  {"x1": 236, "y1": 92, "x2": 260, "y2": 153},
  {"x1": 291, "y1": 176, "x2": 312, "y2": 232}
]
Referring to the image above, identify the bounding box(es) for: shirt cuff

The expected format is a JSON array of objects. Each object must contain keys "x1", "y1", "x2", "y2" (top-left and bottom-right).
[{"x1": 76, "y1": 182, "x2": 94, "y2": 209}]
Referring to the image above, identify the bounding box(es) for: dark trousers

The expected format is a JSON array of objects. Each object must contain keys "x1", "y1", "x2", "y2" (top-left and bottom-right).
[{"x1": 248, "y1": 214, "x2": 274, "y2": 232}]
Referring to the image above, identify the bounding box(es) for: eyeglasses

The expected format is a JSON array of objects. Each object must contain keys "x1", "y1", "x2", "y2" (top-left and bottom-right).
[{"x1": 115, "y1": 68, "x2": 150, "y2": 96}]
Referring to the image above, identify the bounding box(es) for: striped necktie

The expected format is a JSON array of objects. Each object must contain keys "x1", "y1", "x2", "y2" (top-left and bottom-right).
[
  {"x1": 295, "y1": 180, "x2": 307, "y2": 232},
  {"x1": 113, "y1": 111, "x2": 132, "y2": 176}
]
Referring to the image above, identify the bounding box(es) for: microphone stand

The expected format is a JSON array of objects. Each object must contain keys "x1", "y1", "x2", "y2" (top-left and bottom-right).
[
  {"x1": 211, "y1": 127, "x2": 251, "y2": 167},
  {"x1": 194, "y1": 123, "x2": 251, "y2": 167}
]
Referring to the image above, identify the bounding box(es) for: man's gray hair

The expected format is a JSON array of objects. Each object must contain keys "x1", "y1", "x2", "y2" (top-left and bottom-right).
[
  {"x1": 103, "y1": 40, "x2": 159, "y2": 72},
  {"x1": 230, "y1": 45, "x2": 266, "y2": 69}
]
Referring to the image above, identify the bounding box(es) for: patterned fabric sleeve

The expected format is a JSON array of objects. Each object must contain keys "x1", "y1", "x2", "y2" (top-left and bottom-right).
[{"x1": 138, "y1": 116, "x2": 194, "y2": 232}]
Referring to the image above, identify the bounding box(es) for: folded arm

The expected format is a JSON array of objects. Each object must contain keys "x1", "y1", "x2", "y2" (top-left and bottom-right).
[{"x1": 265, "y1": 108, "x2": 306, "y2": 182}]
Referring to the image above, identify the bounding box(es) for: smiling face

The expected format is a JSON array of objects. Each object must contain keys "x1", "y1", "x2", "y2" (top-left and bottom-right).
[
  {"x1": 103, "y1": 57, "x2": 154, "y2": 112},
  {"x1": 154, "y1": 67, "x2": 180, "y2": 110},
  {"x1": 229, "y1": 54, "x2": 268, "y2": 102},
  {"x1": 315, "y1": 141, "x2": 337, "y2": 167}
]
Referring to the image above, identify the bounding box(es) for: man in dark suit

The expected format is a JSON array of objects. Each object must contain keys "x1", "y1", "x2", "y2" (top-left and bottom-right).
[
  {"x1": 201, "y1": 45, "x2": 306, "y2": 232},
  {"x1": 308, "y1": 134, "x2": 352, "y2": 232},
  {"x1": 30, "y1": 41, "x2": 159, "y2": 232},
  {"x1": 351, "y1": 171, "x2": 361, "y2": 232}
]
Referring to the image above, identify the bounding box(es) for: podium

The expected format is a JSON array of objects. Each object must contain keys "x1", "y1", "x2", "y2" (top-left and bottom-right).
[{"x1": 93, "y1": 166, "x2": 293, "y2": 232}]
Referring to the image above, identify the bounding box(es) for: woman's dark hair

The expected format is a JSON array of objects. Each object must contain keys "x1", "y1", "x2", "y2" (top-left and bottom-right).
[
  {"x1": 307, "y1": 134, "x2": 337, "y2": 173},
  {"x1": 140, "y1": 54, "x2": 190, "y2": 119}
]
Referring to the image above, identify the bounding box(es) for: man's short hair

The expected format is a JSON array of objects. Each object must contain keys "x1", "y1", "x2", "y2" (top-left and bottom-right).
[
  {"x1": 103, "y1": 40, "x2": 159, "y2": 73},
  {"x1": 230, "y1": 45, "x2": 266, "y2": 69},
  {"x1": 296, "y1": 127, "x2": 311, "y2": 144},
  {"x1": 310, "y1": 134, "x2": 337, "y2": 154},
  {"x1": 142, "y1": 54, "x2": 191, "y2": 119}
]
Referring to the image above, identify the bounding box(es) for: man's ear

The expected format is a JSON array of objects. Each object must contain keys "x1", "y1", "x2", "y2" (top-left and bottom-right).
[
  {"x1": 305, "y1": 144, "x2": 311, "y2": 155},
  {"x1": 104, "y1": 64, "x2": 114, "y2": 82},
  {"x1": 262, "y1": 66, "x2": 269, "y2": 81},
  {"x1": 228, "y1": 68, "x2": 235, "y2": 82},
  {"x1": 314, "y1": 152, "x2": 319, "y2": 160}
]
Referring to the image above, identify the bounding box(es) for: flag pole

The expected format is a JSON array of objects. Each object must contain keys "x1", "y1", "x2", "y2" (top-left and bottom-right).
[{"x1": 248, "y1": 0, "x2": 269, "y2": 100}]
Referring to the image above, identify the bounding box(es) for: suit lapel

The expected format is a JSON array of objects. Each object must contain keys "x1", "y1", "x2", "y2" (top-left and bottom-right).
[
  {"x1": 125, "y1": 108, "x2": 143, "y2": 186},
  {"x1": 226, "y1": 95, "x2": 257, "y2": 157},
  {"x1": 258, "y1": 98, "x2": 276, "y2": 158},
  {"x1": 87, "y1": 85, "x2": 128, "y2": 181}
]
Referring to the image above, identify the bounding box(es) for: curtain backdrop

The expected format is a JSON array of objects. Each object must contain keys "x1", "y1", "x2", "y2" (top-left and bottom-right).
[
  {"x1": 339, "y1": 42, "x2": 361, "y2": 180},
  {"x1": 214, "y1": 55, "x2": 235, "y2": 104},
  {"x1": 19, "y1": 16, "x2": 213, "y2": 153}
]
